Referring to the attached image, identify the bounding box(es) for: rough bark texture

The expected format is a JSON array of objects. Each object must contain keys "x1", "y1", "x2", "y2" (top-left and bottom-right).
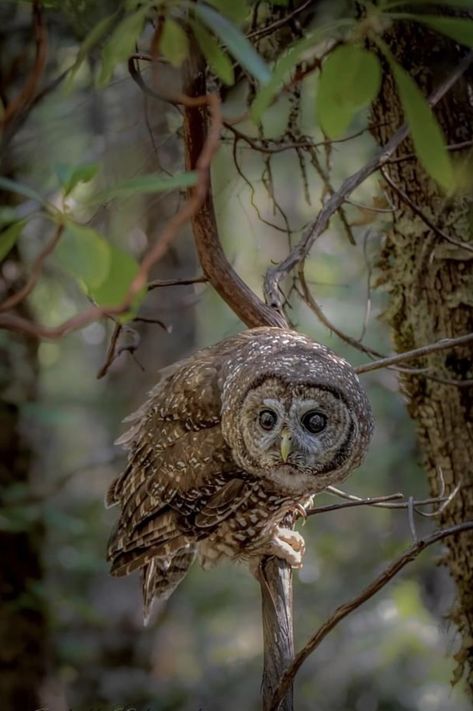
[
  {"x1": 0, "y1": 316, "x2": 47, "y2": 709},
  {"x1": 370, "y1": 22, "x2": 473, "y2": 688}
]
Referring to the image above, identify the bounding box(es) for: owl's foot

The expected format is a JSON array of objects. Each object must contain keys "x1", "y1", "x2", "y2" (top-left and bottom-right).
[{"x1": 268, "y1": 527, "x2": 305, "y2": 568}]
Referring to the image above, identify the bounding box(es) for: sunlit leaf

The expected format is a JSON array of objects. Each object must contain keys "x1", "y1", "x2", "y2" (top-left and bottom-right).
[
  {"x1": 391, "y1": 60, "x2": 454, "y2": 190},
  {"x1": 55, "y1": 222, "x2": 110, "y2": 290},
  {"x1": 160, "y1": 17, "x2": 190, "y2": 67},
  {"x1": 0, "y1": 220, "x2": 26, "y2": 261},
  {"x1": 97, "y1": 8, "x2": 147, "y2": 87},
  {"x1": 202, "y1": 0, "x2": 249, "y2": 24},
  {"x1": 55, "y1": 163, "x2": 98, "y2": 196},
  {"x1": 194, "y1": 3, "x2": 271, "y2": 84},
  {"x1": 317, "y1": 45, "x2": 382, "y2": 138},
  {"x1": 190, "y1": 19, "x2": 235, "y2": 85},
  {"x1": 0, "y1": 176, "x2": 46, "y2": 205},
  {"x1": 64, "y1": 11, "x2": 119, "y2": 91},
  {"x1": 408, "y1": 15, "x2": 473, "y2": 48},
  {"x1": 90, "y1": 245, "x2": 145, "y2": 318},
  {"x1": 89, "y1": 171, "x2": 198, "y2": 204}
]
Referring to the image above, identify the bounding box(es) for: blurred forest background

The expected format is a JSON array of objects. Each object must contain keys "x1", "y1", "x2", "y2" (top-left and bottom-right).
[{"x1": 1, "y1": 1, "x2": 472, "y2": 710}]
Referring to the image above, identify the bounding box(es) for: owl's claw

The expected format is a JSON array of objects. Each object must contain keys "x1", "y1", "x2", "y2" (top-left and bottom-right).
[{"x1": 269, "y1": 527, "x2": 306, "y2": 568}]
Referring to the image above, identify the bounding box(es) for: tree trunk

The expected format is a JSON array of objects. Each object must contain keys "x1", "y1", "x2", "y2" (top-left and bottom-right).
[
  {"x1": 0, "y1": 314, "x2": 48, "y2": 709},
  {"x1": 370, "y1": 21, "x2": 473, "y2": 689}
]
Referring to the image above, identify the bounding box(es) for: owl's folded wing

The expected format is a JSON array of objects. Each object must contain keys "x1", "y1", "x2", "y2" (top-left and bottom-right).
[{"x1": 105, "y1": 351, "x2": 247, "y2": 574}]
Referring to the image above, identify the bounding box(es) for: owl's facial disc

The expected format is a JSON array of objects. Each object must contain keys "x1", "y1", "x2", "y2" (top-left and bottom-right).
[{"x1": 232, "y1": 379, "x2": 359, "y2": 494}]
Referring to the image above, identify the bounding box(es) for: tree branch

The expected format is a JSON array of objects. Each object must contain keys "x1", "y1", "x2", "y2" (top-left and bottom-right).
[{"x1": 269, "y1": 521, "x2": 473, "y2": 711}]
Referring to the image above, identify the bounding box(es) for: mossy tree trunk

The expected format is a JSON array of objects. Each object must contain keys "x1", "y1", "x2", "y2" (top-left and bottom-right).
[{"x1": 370, "y1": 22, "x2": 473, "y2": 688}]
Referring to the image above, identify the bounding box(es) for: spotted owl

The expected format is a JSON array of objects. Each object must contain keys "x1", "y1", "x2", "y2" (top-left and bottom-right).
[{"x1": 106, "y1": 327, "x2": 373, "y2": 619}]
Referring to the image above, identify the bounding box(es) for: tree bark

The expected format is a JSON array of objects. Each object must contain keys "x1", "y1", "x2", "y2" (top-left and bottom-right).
[
  {"x1": 370, "y1": 20, "x2": 473, "y2": 689},
  {"x1": 0, "y1": 308, "x2": 48, "y2": 709}
]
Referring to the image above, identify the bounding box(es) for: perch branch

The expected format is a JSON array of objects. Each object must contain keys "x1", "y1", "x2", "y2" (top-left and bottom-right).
[{"x1": 269, "y1": 521, "x2": 473, "y2": 711}]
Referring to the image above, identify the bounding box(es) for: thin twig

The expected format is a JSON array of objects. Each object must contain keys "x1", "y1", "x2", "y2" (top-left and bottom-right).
[
  {"x1": 380, "y1": 167, "x2": 473, "y2": 254},
  {"x1": 355, "y1": 332, "x2": 473, "y2": 375},
  {"x1": 269, "y1": 521, "x2": 473, "y2": 711},
  {"x1": 0, "y1": 223, "x2": 64, "y2": 312},
  {"x1": 147, "y1": 275, "x2": 207, "y2": 290}
]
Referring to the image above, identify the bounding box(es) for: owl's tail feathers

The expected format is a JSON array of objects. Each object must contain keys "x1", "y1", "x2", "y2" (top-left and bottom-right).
[{"x1": 142, "y1": 546, "x2": 197, "y2": 625}]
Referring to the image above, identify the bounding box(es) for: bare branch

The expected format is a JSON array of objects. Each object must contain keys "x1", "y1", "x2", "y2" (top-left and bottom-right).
[
  {"x1": 355, "y1": 332, "x2": 473, "y2": 375},
  {"x1": 269, "y1": 521, "x2": 473, "y2": 711},
  {"x1": 147, "y1": 275, "x2": 207, "y2": 290},
  {"x1": 380, "y1": 167, "x2": 473, "y2": 254}
]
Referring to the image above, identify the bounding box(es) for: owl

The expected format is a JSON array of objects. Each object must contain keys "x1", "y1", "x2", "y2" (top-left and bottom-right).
[{"x1": 106, "y1": 327, "x2": 373, "y2": 619}]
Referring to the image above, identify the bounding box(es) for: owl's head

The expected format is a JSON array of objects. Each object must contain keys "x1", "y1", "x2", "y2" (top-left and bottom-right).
[{"x1": 221, "y1": 329, "x2": 373, "y2": 496}]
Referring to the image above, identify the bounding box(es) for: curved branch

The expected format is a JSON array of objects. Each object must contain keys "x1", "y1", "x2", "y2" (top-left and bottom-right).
[{"x1": 270, "y1": 521, "x2": 473, "y2": 711}]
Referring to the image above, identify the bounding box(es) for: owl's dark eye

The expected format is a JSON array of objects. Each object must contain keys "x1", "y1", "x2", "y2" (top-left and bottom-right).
[
  {"x1": 301, "y1": 410, "x2": 327, "y2": 434},
  {"x1": 259, "y1": 409, "x2": 278, "y2": 431}
]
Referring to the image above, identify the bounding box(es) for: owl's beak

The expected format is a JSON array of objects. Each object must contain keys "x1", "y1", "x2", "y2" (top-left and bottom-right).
[{"x1": 280, "y1": 430, "x2": 293, "y2": 463}]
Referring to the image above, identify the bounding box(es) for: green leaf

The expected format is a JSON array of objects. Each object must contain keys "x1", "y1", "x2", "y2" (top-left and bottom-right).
[
  {"x1": 55, "y1": 222, "x2": 110, "y2": 290},
  {"x1": 89, "y1": 171, "x2": 198, "y2": 204},
  {"x1": 204, "y1": 0, "x2": 249, "y2": 24},
  {"x1": 193, "y1": 3, "x2": 271, "y2": 84},
  {"x1": 0, "y1": 176, "x2": 46, "y2": 205},
  {"x1": 90, "y1": 245, "x2": 144, "y2": 317},
  {"x1": 383, "y1": 0, "x2": 473, "y2": 9},
  {"x1": 97, "y1": 8, "x2": 147, "y2": 87},
  {"x1": 160, "y1": 17, "x2": 190, "y2": 68},
  {"x1": 317, "y1": 45, "x2": 382, "y2": 138},
  {"x1": 391, "y1": 61, "x2": 454, "y2": 190},
  {"x1": 55, "y1": 163, "x2": 98, "y2": 196},
  {"x1": 190, "y1": 19, "x2": 235, "y2": 85},
  {"x1": 64, "y1": 11, "x2": 119, "y2": 91},
  {"x1": 407, "y1": 15, "x2": 473, "y2": 48},
  {"x1": 250, "y1": 19, "x2": 354, "y2": 122},
  {"x1": 0, "y1": 220, "x2": 26, "y2": 261}
]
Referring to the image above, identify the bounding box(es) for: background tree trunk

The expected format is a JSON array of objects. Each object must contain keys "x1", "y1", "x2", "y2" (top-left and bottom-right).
[
  {"x1": 0, "y1": 305, "x2": 48, "y2": 709},
  {"x1": 370, "y1": 22, "x2": 473, "y2": 688}
]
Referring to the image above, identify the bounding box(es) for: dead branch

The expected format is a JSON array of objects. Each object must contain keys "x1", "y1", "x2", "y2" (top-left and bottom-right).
[
  {"x1": 380, "y1": 167, "x2": 473, "y2": 254},
  {"x1": 263, "y1": 51, "x2": 473, "y2": 313},
  {"x1": 355, "y1": 332, "x2": 473, "y2": 375},
  {"x1": 269, "y1": 521, "x2": 473, "y2": 711}
]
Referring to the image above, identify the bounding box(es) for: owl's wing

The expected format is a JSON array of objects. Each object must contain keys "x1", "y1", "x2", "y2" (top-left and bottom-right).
[{"x1": 106, "y1": 351, "x2": 250, "y2": 577}]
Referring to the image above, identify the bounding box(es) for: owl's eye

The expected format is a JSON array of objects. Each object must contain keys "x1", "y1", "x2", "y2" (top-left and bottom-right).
[
  {"x1": 259, "y1": 409, "x2": 278, "y2": 431},
  {"x1": 301, "y1": 410, "x2": 327, "y2": 434}
]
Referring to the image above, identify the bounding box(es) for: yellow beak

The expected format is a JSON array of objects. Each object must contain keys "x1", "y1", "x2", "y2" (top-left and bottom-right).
[{"x1": 280, "y1": 430, "x2": 293, "y2": 463}]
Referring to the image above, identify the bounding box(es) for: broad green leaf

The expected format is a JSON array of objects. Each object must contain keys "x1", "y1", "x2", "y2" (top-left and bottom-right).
[
  {"x1": 55, "y1": 222, "x2": 110, "y2": 290},
  {"x1": 97, "y1": 8, "x2": 147, "y2": 87},
  {"x1": 250, "y1": 19, "x2": 354, "y2": 122},
  {"x1": 55, "y1": 163, "x2": 98, "y2": 196},
  {"x1": 190, "y1": 19, "x2": 235, "y2": 85},
  {"x1": 0, "y1": 176, "x2": 46, "y2": 205},
  {"x1": 89, "y1": 171, "x2": 198, "y2": 204},
  {"x1": 90, "y1": 245, "x2": 145, "y2": 317},
  {"x1": 160, "y1": 17, "x2": 189, "y2": 67},
  {"x1": 317, "y1": 45, "x2": 382, "y2": 138},
  {"x1": 391, "y1": 61, "x2": 454, "y2": 190},
  {"x1": 204, "y1": 0, "x2": 249, "y2": 24},
  {"x1": 64, "y1": 11, "x2": 119, "y2": 91},
  {"x1": 194, "y1": 3, "x2": 271, "y2": 84},
  {"x1": 406, "y1": 15, "x2": 473, "y2": 48},
  {"x1": 0, "y1": 220, "x2": 26, "y2": 261}
]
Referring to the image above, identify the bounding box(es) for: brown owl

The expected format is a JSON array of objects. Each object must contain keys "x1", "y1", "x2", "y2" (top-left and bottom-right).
[{"x1": 106, "y1": 327, "x2": 373, "y2": 619}]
